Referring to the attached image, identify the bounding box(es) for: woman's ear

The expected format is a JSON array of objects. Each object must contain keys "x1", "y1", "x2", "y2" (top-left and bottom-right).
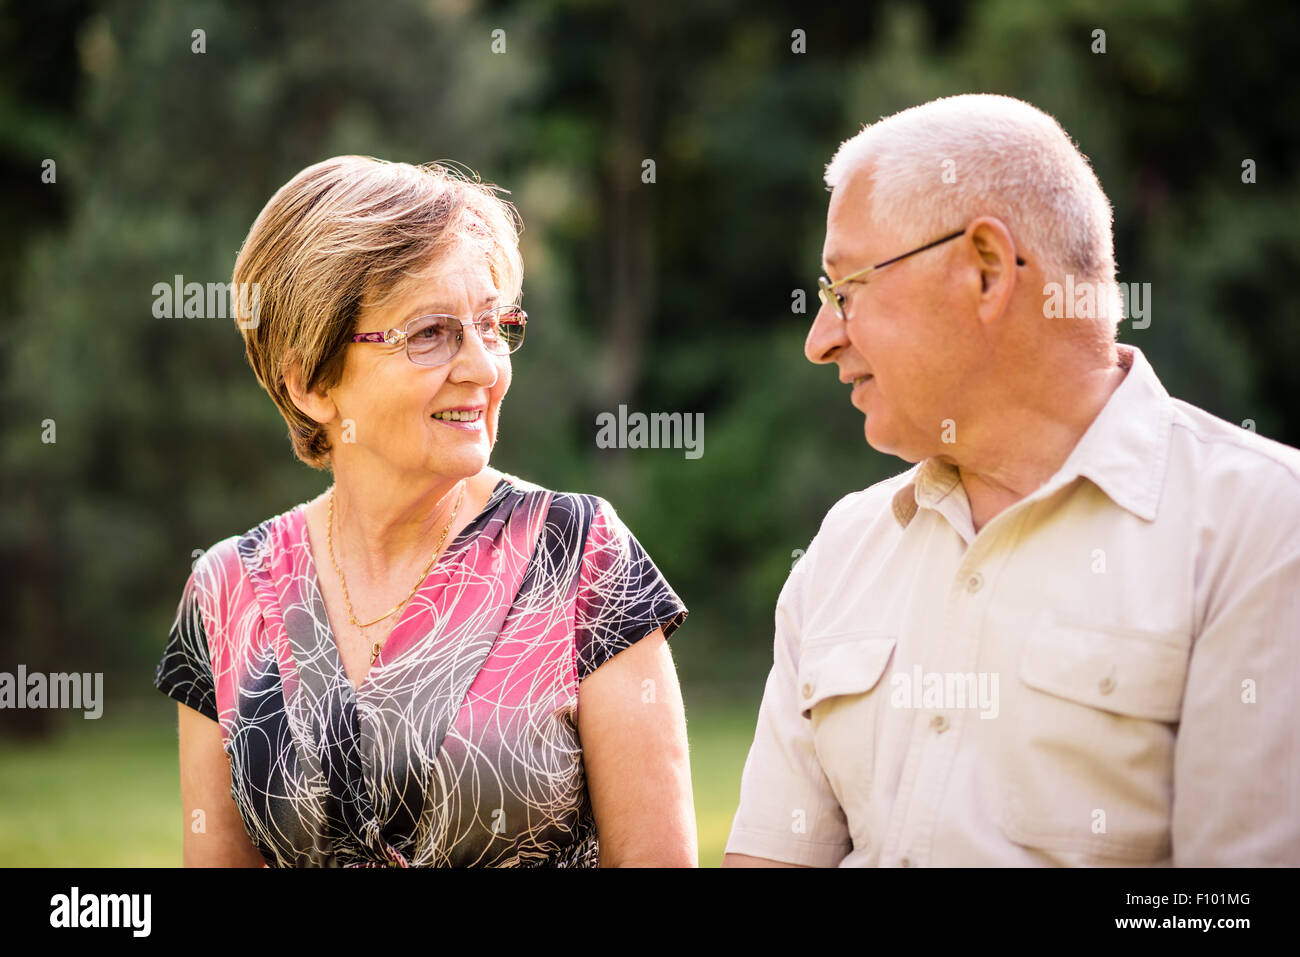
[{"x1": 281, "y1": 353, "x2": 339, "y2": 426}]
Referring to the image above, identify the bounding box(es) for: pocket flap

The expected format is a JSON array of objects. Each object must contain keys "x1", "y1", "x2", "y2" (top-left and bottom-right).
[
  {"x1": 798, "y1": 635, "x2": 896, "y2": 718},
  {"x1": 1019, "y1": 622, "x2": 1188, "y2": 722}
]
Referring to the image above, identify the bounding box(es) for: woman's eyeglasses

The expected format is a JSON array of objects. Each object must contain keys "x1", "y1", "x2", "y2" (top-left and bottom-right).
[{"x1": 350, "y1": 304, "x2": 527, "y2": 367}]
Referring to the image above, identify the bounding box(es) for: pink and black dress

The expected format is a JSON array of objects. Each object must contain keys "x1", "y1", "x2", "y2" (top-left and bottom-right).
[{"x1": 153, "y1": 473, "x2": 687, "y2": 867}]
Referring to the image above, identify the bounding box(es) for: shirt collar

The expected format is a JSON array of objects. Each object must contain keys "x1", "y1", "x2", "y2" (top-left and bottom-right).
[{"x1": 891, "y1": 344, "x2": 1175, "y2": 528}]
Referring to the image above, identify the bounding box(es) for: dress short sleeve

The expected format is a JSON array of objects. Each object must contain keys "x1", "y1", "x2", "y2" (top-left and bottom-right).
[
  {"x1": 573, "y1": 498, "x2": 687, "y2": 682},
  {"x1": 153, "y1": 565, "x2": 219, "y2": 723}
]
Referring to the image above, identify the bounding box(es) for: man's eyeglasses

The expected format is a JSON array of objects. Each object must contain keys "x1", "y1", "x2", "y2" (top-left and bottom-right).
[
  {"x1": 817, "y1": 228, "x2": 1025, "y2": 321},
  {"x1": 350, "y1": 304, "x2": 527, "y2": 367}
]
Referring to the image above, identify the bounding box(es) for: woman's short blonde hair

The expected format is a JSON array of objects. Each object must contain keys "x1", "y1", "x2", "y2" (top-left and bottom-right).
[{"x1": 232, "y1": 155, "x2": 523, "y2": 469}]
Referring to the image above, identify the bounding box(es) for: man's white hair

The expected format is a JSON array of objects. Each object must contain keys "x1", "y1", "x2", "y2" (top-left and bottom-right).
[{"x1": 825, "y1": 94, "x2": 1115, "y2": 287}]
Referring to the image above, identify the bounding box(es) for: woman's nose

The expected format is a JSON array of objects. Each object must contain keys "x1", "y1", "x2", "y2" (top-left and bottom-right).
[{"x1": 448, "y1": 322, "x2": 500, "y2": 384}]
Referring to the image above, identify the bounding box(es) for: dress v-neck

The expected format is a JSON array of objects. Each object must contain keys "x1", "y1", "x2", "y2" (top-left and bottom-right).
[
  {"x1": 155, "y1": 474, "x2": 689, "y2": 866},
  {"x1": 298, "y1": 478, "x2": 509, "y2": 698}
]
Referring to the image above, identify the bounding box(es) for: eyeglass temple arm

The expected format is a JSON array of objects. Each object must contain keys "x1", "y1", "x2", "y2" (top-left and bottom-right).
[
  {"x1": 872, "y1": 229, "x2": 967, "y2": 270},
  {"x1": 837, "y1": 230, "x2": 1026, "y2": 287},
  {"x1": 884, "y1": 230, "x2": 1026, "y2": 268}
]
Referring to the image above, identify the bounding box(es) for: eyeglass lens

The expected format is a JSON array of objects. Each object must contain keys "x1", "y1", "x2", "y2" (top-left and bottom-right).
[{"x1": 406, "y1": 306, "x2": 525, "y2": 365}]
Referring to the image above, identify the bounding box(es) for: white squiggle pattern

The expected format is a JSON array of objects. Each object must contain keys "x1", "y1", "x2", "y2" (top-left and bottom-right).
[{"x1": 154, "y1": 474, "x2": 688, "y2": 867}]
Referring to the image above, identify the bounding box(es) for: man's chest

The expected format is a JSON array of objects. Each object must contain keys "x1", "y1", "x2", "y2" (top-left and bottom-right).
[{"x1": 796, "y1": 483, "x2": 1197, "y2": 864}]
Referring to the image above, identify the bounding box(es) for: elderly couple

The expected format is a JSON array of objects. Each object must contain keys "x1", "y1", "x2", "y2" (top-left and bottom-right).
[{"x1": 154, "y1": 94, "x2": 1300, "y2": 867}]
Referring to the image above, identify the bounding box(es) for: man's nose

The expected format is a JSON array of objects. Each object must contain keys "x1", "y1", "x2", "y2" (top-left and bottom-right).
[{"x1": 804, "y1": 299, "x2": 850, "y2": 365}]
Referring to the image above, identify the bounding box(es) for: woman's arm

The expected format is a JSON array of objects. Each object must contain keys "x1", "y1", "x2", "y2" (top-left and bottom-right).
[
  {"x1": 577, "y1": 628, "x2": 697, "y2": 867},
  {"x1": 177, "y1": 702, "x2": 266, "y2": 867}
]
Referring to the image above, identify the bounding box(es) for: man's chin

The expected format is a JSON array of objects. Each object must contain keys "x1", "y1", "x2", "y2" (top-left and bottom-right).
[
  {"x1": 863, "y1": 420, "x2": 922, "y2": 463},
  {"x1": 863, "y1": 418, "x2": 891, "y2": 454}
]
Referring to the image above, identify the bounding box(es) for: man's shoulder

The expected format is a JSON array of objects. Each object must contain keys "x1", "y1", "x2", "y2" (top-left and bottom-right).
[
  {"x1": 795, "y1": 462, "x2": 920, "y2": 561},
  {"x1": 813, "y1": 463, "x2": 921, "y2": 545},
  {"x1": 780, "y1": 465, "x2": 919, "y2": 617},
  {"x1": 1168, "y1": 399, "x2": 1300, "y2": 494}
]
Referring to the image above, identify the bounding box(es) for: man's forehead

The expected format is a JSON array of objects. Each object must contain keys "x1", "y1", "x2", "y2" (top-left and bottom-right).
[
  {"x1": 821, "y1": 170, "x2": 873, "y2": 269},
  {"x1": 822, "y1": 233, "x2": 874, "y2": 275},
  {"x1": 822, "y1": 169, "x2": 885, "y2": 273}
]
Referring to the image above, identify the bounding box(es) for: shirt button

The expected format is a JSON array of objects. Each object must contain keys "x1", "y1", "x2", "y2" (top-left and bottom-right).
[
  {"x1": 965, "y1": 572, "x2": 984, "y2": 593},
  {"x1": 802, "y1": 682, "x2": 813, "y2": 699},
  {"x1": 1098, "y1": 675, "x2": 1116, "y2": 694},
  {"x1": 930, "y1": 714, "x2": 949, "y2": 733}
]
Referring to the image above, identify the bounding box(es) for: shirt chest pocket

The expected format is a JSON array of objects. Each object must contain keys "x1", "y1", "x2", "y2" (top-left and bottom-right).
[
  {"x1": 797, "y1": 634, "x2": 897, "y2": 806},
  {"x1": 997, "y1": 621, "x2": 1190, "y2": 862}
]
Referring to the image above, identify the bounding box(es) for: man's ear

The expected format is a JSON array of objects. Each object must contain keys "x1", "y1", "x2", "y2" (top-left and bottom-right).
[
  {"x1": 967, "y1": 216, "x2": 1018, "y2": 326},
  {"x1": 281, "y1": 353, "x2": 338, "y2": 426}
]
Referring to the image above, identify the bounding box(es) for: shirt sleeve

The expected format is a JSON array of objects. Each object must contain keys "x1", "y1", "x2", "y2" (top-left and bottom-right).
[
  {"x1": 724, "y1": 555, "x2": 853, "y2": 866},
  {"x1": 1172, "y1": 466, "x2": 1300, "y2": 865},
  {"x1": 153, "y1": 563, "x2": 220, "y2": 723},
  {"x1": 573, "y1": 497, "x2": 688, "y2": 682}
]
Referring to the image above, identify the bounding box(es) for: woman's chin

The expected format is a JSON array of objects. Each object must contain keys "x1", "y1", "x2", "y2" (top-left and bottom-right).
[{"x1": 425, "y1": 441, "x2": 491, "y2": 479}]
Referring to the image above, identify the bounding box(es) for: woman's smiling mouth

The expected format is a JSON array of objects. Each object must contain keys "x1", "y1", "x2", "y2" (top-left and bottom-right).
[{"x1": 431, "y1": 407, "x2": 485, "y2": 430}]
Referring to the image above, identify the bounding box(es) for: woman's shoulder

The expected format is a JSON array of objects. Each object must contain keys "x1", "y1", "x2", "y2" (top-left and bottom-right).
[
  {"x1": 494, "y1": 471, "x2": 621, "y2": 528},
  {"x1": 496, "y1": 468, "x2": 613, "y2": 504},
  {"x1": 493, "y1": 472, "x2": 647, "y2": 563},
  {"x1": 190, "y1": 498, "x2": 313, "y2": 585}
]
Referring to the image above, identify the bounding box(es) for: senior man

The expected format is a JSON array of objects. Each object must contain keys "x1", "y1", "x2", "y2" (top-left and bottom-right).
[{"x1": 724, "y1": 93, "x2": 1300, "y2": 867}]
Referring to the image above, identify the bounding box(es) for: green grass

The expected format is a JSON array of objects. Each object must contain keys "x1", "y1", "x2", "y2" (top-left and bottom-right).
[
  {"x1": 0, "y1": 705, "x2": 180, "y2": 866},
  {"x1": 684, "y1": 690, "x2": 759, "y2": 867},
  {"x1": 0, "y1": 693, "x2": 758, "y2": 867}
]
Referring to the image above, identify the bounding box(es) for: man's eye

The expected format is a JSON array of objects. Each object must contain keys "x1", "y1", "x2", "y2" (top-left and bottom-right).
[{"x1": 838, "y1": 280, "x2": 865, "y2": 302}]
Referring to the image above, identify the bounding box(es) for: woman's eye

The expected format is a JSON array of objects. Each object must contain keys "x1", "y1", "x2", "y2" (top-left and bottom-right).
[{"x1": 413, "y1": 320, "x2": 451, "y2": 340}]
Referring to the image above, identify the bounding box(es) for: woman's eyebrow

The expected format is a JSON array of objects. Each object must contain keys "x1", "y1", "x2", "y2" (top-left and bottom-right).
[{"x1": 405, "y1": 293, "x2": 500, "y2": 317}]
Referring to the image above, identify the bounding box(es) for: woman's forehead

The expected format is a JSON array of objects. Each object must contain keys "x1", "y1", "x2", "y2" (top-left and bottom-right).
[{"x1": 389, "y1": 251, "x2": 501, "y2": 315}]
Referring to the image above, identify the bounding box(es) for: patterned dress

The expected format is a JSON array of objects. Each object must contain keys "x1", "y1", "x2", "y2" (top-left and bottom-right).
[{"x1": 153, "y1": 473, "x2": 687, "y2": 867}]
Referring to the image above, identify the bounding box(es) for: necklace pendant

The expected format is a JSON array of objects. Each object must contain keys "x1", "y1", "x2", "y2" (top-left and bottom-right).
[{"x1": 370, "y1": 641, "x2": 382, "y2": 664}]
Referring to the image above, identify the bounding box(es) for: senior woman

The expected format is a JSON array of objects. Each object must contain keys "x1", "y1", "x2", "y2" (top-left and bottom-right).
[{"x1": 153, "y1": 156, "x2": 695, "y2": 867}]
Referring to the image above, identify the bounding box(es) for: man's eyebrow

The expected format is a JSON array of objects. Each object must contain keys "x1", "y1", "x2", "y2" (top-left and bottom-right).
[{"x1": 823, "y1": 252, "x2": 874, "y2": 281}]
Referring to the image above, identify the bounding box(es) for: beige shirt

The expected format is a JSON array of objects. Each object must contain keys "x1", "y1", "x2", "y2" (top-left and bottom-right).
[{"x1": 726, "y1": 343, "x2": 1300, "y2": 866}]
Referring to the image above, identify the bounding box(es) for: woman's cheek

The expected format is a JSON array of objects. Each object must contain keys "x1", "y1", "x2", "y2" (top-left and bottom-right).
[{"x1": 488, "y1": 365, "x2": 510, "y2": 444}]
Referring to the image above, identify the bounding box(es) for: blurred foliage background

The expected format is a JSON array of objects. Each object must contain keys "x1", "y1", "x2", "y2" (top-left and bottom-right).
[{"x1": 1, "y1": 0, "x2": 1297, "y2": 864}]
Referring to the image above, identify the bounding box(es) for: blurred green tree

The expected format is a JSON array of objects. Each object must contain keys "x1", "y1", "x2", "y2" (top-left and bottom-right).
[{"x1": 2, "y1": 0, "x2": 1296, "y2": 739}]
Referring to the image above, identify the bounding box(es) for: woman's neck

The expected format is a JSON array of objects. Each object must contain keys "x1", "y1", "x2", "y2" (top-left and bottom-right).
[{"x1": 320, "y1": 465, "x2": 498, "y2": 582}]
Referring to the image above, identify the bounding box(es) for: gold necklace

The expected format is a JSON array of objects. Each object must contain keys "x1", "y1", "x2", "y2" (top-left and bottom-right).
[{"x1": 326, "y1": 481, "x2": 465, "y2": 664}]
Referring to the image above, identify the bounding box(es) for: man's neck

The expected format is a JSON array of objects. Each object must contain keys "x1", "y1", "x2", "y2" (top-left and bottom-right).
[{"x1": 955, "y1": 350, "x2": 1131, "y2": 535}]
